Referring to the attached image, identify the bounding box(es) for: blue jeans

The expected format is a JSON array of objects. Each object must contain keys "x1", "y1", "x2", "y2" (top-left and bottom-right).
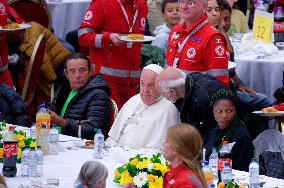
[{"x1": 237, "y1": 91, "x2": 272, "y2": 111}]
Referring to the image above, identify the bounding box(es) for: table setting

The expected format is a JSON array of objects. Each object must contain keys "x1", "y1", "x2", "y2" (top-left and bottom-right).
[{"x1": 0, "y1": 124, "x2": 283, "y2": 187}]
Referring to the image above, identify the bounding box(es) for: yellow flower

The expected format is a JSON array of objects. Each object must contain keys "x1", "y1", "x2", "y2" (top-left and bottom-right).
[
  {"x1": 153, "y1": 163, "x2": 169, "y2": 175},
  {"x1": 18, "y1": 141, "x2": 25, "y2": 149},
  {"x1": 119, "y1": 170, "x2": 133, "y2": 185},
  {"x1": 136, "y1": 159, "x2": 151, "y2": 170},
  {"x1": 130, "y1": 158, "x2": 138, "y2": 166},
  {"x1": 16, "y1": 134, "x2": 25, "y2": 141},
  {"x1": 114, "y1": 168, "x2": 121, "y2": 179},
  {"x1": 147, "y1": 174, "x2": 156, "y2": 183},
  {"x1": 148, "y1": 176, "x2": 163, "y2": 188},
  {"x1": 30, "y1": 142, "x2": 37, "y2": 149},
  {"x1": 0, "y1": 148, "x2": 3, "y2": 158},
  {"x1": 17, "y1": 148, "x2": 22, "y2": 159}
]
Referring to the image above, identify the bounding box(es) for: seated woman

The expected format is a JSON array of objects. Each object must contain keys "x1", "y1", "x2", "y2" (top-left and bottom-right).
[
  {"x1": 74, "y1": 161, "x2": 108, "y2": 188},
  {"x1": 163, "y1": 123, "x2": 207, "y2": 187},
  {"x1": 204, "y1": 89, "x2": 254, "y2": 171}
]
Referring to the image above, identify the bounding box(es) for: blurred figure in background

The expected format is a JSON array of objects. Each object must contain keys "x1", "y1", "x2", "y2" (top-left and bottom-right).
[
  {"x1": 74, "y1": 161, "x2": 108, "y2": 188},
  {"x1": 151, "y1": 0, "x2": 181, "y2": 49}
]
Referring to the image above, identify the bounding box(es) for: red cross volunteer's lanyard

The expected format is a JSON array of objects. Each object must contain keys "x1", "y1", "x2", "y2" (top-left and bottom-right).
[
  {"x1": 117, "y1": 0, "x2": 139, "y2": 48},
  {"x1": 173, "y1": 19, "x2": 208, "y2": 68}
]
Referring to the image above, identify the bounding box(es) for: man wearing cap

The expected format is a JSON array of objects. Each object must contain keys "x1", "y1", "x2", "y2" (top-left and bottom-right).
[
  {"x1": 106, "y1": 64, "x2": 180, "y2": 149},
  {"x1": 166, "y1": 0, "x2": 229, "y2": 87},
  {"x1": 78, "y1": 0, "x2": 148, "y2": 109}
]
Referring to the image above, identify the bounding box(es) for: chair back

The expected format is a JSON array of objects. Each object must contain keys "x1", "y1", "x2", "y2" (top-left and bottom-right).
[
  {"x1": 21, "y1": 34, "x2": 47, "y2": 105},
  {"x1": 109, "y1": 98, "x2": 119, "y2": 130},
  {"x1": 8, "y1": 0, "x2": 51, "y2": 29}
]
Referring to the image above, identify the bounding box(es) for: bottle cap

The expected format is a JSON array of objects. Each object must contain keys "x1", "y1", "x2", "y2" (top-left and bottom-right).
[
  {"x1": 8, "y1": 125, "x2": 14, "y2": 131},
  {"x1": 222, "y1": 140, "x2": 229, "y2": 144},
  {"x1": 203, "y1": 161, "x2": 209, "y2": 166}
]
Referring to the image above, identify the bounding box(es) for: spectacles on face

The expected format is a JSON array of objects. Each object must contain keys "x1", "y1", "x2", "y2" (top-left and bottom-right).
[{"x1": 178, "y1": 0, "x2": 196, "y2": 6}]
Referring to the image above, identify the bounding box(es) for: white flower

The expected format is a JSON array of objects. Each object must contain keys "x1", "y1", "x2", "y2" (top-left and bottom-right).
[
  {"x1": 133, "y1": 172, "x2": 148, "y2": 188},
  {"x1": 147, "y1": 163, "x2": 154, "y2": 171},
  {"x1": 160, "y1": 155, "x2": 167, "y2": 165}
]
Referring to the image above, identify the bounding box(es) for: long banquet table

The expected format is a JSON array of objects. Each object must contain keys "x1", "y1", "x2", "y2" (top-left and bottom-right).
[
  {"x1": 4, "y1": 127, "x2": 284, "y2": 187},
  {"x1": 235, "y1": 50, "x2": 284, "y2": 103},
  {"x1": 46, "y1": 0, "x2": 91, "y2": 39}
]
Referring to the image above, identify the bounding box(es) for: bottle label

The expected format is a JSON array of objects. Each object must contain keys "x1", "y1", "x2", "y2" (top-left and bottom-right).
[
  {"x1": 274, "y1": 21, "x2": 284, "y2": 32},
  {"x1": 3, "y1": 143, "x2": 17, "y2": 157},
  {"x1": 218, "y1": 158, "x2": 232, "y2": 170}
]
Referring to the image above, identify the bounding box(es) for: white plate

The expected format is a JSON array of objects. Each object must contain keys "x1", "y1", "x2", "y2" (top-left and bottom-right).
[
  {"x1": 120, "y1": 35, "x2": 155, "y2": 42},
  {"x1": 228, "y1": 61, "x2": 237, "y2": 69},
  {"x1": 253, "y1": 111, "x2": 284, "y2": 117},
  {"x1": 0, "y1": 23, "x2": 31, "y2": 32}
]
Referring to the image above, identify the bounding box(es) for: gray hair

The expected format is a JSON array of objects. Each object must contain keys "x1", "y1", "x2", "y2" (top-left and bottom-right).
[
  {"x1": 159, "y1": 69, "x2": 186, "y2": 90},
  {"x1": 76, "y1": 161, "x2": 108, "y2": 188}
]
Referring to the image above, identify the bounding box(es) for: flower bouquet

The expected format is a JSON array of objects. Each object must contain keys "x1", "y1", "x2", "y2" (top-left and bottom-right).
[
  {"x1": 0, "y1": 122, "x2": 37, "y2": 163},
  {"x1": 113, "y1": 153, "x2": 169, "y2": 188}
]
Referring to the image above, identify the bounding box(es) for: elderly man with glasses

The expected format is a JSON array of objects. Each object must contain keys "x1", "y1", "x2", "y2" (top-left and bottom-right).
[{"x1": 165, "y1": 0, "x2": 229, "y2": 87}]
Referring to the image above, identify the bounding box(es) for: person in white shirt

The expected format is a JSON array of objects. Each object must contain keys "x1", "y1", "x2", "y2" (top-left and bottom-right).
[{"x1": 106, "y1": 64, "x2": 181, "y2": 149}]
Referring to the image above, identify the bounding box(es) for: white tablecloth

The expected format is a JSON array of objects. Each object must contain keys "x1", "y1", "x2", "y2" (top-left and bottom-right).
[
  {"x1": 5, "y1": 134, "x2": 284, "y2": 187},
  {"x1": 47, "y1": 0, "x2": 91, "y2": 39},
  {"x1": 235, "y1": 50, "x2": 284, "y2": 102}
]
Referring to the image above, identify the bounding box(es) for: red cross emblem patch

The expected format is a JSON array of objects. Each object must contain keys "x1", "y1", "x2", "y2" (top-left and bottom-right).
[
  {"x1": 187, "y1": 48, "x2": 196, "y2": 58},
  {"x1": 84, "y1": 10, "x2": 93, "y2": 21},
  {"x1": 215, "y1": 45, "x2": 224, "y2": 56}
]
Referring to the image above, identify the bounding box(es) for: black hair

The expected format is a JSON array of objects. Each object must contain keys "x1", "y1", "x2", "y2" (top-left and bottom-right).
[
  {"x1": 63, "y1": 53, "x2": 91, "y2": 70},
  {"x1": 210, "y1": 89, "x2": 239, "y2": 111},
  {"x1": 219, "y1": 0, "x2": 232, "y2": 12},
  {"x1": 161, "y1": 0, "x2": 178, "y2": 13}
]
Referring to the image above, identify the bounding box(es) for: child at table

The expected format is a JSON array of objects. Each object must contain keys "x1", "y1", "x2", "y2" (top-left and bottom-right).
[
  {"x1": 74, "y1": 161, "x2": 108, "y2": 188},
  {"x1": 162, "y1": 123, "x2": 207, "y2": 187}
]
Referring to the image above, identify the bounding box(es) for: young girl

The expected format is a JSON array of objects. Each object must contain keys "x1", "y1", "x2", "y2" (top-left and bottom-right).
[
  {"x1": 163, "y1": 124, "x2": 207, "y2": 188},
  {"x1": 203, "y1": 89, "x2": 253, "y2": 171}
]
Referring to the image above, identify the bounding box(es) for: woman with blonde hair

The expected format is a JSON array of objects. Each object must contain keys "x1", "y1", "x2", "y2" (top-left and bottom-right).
[{"x1": 163, "y1": 123, "x2": 207, "y2": 188}]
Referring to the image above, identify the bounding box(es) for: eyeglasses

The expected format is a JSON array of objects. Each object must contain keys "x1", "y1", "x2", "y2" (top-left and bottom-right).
[{"x1": 178, "y1": 0, "x2": 196, "y2": 6}]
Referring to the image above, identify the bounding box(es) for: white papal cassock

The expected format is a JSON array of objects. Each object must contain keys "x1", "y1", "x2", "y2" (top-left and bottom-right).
[{"x1": 107, "y1": 94, "x2": 181, "y2": 149}]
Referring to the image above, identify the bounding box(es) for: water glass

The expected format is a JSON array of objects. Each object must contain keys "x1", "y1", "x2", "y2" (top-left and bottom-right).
[{"x1": 47, "y1": 178, "x2": 60, "y2": 186}]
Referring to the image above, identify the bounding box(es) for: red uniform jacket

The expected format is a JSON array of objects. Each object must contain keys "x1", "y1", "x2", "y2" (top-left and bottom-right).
[
  {"x1": 0, "y1": 0, "x2": 9, "y2": 73},
  {"x1": 166, "y1": 15, "x2": 229, "y2": 87},
  {"x1": 78, "y1": 0, "x2": 148, "y2": 84},
  {"x1": 164, "y1": 164, "x2": 203, "y2": 188}
]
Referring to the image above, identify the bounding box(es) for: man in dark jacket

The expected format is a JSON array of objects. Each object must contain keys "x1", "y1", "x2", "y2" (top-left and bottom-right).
[
  {"x1": 48, "y1": 53, "x2": 111, "y2": 139},
  {"x1": 0, "y1": 83, "x2": 28, "y2": 126},
  {"x1": 156, "y1": 67, "x2": 228, "y2": 137}
]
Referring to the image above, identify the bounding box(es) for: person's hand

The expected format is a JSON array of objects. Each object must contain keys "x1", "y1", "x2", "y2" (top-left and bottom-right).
[
  {"x1": 238, "y1": 85, "x2": 257, "y2": 97},
  {"x1": 47, "y1": 109, "x2": 66, "y2": 127},
  {"x1": 110, "y1": 33, "x2": 125, "y2": 46},
  {"x1": 232, "y1": 74, "x2": 239, "y2": 89}
]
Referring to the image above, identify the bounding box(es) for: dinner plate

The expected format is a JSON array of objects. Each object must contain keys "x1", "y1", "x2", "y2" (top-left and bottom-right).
[
  {"x1": 120, "y1": 35, "x2": 155, "y2": 42},
  {"x1": 0, "y1": 23, "x2": 31, "y2": 32},
  {"x1": 252, "y1": 111, "x2": 284, "y2": 117},
  {"x1": 79, "y1": 145, "x2": 94, "y2": 149}
]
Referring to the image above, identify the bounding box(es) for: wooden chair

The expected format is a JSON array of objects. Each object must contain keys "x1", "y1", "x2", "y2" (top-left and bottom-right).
[
  {"x1": 21, "y1": 34, "x2": 46, "y2": 106},
  {"x1": 109, "y1": 98, "x2": 119, "y2": 130},
  {"x1": 8, "y1": 0, "x2": 52, "y2": 29}
]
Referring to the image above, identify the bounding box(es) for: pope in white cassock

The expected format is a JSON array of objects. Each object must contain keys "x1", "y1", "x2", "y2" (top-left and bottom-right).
[{"x1": 106, "y1": 64, "x2": 181, "y2": 149}]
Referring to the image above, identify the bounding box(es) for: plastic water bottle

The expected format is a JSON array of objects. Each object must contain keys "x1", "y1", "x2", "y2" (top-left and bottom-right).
[
  {"x1": 39, "y1": 123, "x2": 49, "y2": 155},
  {"x1": 93, "y1": 129, "x2": 104, "y2": 159},
  {"x1": 209, "y1": 147, "x2": 218, "y2": 184},
  {"x1": 36, "y1": 146, "x2": 44, "y2": 177},
  {"x1": 249, "y1": 158, "x2": 259, "y2": 188},
  {"x1": 30, "y1": 123, "x2": 37, "y2": 139},
  {"x1": 221, "y1": 162, "x2": 232, "y2": 184},
  {"x1": 28, "y1": 146, "x2": 37, "y2": 178},
  {"x1": 202, "y1": 161, "x2": 214, "y2": 187},
  {"x1": 49, "y1": 127, "x2": 59, "y2": 155},
  {"x1": 21, "y1": 147, "x2": 30, "y2": 177}
]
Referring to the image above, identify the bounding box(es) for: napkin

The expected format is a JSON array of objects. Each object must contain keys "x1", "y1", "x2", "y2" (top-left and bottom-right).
[{"x1": 239, "y1": 32, "x2": 278, "y2": 56}]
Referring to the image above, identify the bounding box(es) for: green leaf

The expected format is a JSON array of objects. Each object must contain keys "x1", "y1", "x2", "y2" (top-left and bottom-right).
[{"x1": 113, "y1": 177, "x2": 120, "y2": 183}]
